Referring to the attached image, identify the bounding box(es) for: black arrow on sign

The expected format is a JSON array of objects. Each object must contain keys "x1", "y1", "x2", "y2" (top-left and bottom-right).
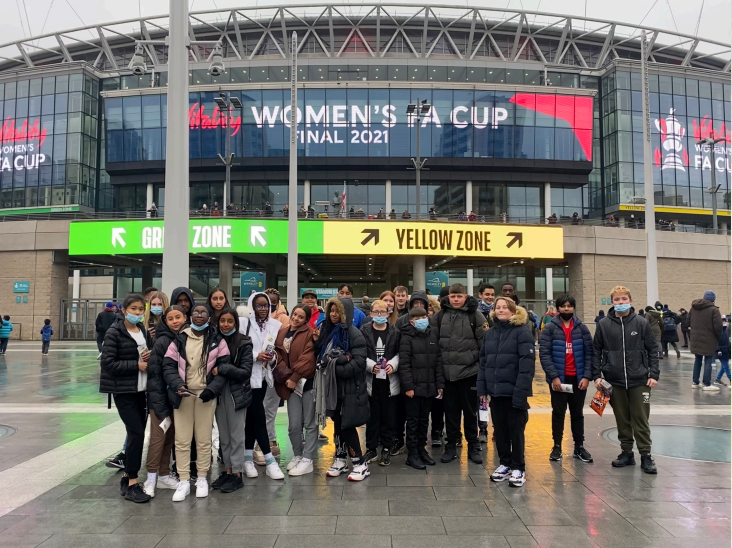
[
  {"x1": 361, "y1": 229, "x2": 380, "y2": 246},
  {"x1": 506, "y1": 232, "x2": 523, "y2": 248}
]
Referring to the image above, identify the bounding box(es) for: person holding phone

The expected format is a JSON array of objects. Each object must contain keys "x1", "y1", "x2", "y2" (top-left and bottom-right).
[
  {"x1": 144, "y1": 291, "x2": 169, "y2": 342},
  {"x1": 162, "y1": 304, "x2": 229, "y2": 501},
  {"x1": 100, "y1": 293, "x2": 154, "y2": 503}
]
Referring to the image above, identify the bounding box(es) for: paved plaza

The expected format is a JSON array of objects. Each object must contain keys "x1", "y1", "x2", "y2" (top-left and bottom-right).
[{"x1": 0, "y1": 341, "x2": 729, "y2": 548}]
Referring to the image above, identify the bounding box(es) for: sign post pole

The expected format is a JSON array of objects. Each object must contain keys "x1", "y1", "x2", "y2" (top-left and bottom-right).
[
  {"x1": 286, "y1": 32, "x2": 299, "y2": 310},
  {"x1": 641, "y1": 31, "x2": 659, "y2": 304}
]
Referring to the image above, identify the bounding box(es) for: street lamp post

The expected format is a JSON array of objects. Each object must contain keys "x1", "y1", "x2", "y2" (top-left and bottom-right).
[
  {"x1": 214, "y1": 92, "x2": 243, "y2": 216},
  {"x1": 696, "y1": 136, "x2": 725, "y2": 233},
  {"x1": 286, "y1": 32, "x2": 299, "y2": 311},
  {"x1": 406, "y1": 100, "x2": 431, "y2": 219}
]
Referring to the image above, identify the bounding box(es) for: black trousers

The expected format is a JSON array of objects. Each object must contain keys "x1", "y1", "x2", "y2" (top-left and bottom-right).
[
  {"x1": 114, "y1": 392, "x2": 148, "y2": 479},
  {"x1": 405, "y1": 396, "x2": 432, "y2": 455},
  {"x1": 366, "y1": 380, "x2": 395, "y2": 451},
  {"x1": 394, "y1": 393, "x2": 406, "y2": 444},
  {"x1": 430, "y1": 396, "x2": 444, "y2": 434},
  {"x1": 682, "y1": 331, "x2": 690, "y2": 346},
  {"x1": 662, "y1": 340, "x2": 679, "y2": 354},
  {"x1": 549, "y1": 375, "x2": 587, "y2": 446},
  {"x1": 245, "y1": 387, "x2": 271, "y2": 454},
  {"x1": 41, "y1": 341, "x2": 50, "y2": 354},
  {"x1": 490, "y1": 396, "x2": 528, "y2": 471},
  {"x1": 96, "y1": 333, "x2": 104, "y2": 353},
  {"x1": 333, "y1": 399, "x2": 363, "y2": 462},
  {"x1": 444, "y1": 375, "x2": 479, "y2": 446}
]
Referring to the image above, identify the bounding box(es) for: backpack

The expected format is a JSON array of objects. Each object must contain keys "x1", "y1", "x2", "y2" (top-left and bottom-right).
[{"x1": 663, "y1": 316, "x2": 677, "y2": 332}]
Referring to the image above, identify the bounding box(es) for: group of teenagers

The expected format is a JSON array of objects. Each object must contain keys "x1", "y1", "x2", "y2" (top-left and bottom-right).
[{"x1": 100, "y1": 280, "x2": 661, "y2": 504}]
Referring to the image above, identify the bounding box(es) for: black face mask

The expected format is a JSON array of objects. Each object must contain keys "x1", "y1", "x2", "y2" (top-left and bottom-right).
[
  {"x1": 559, "y1": 312, "x2": 574, "y2": 321},
  {"x1": 270, "y1": 304, "x2": 277, "y2": 313}
]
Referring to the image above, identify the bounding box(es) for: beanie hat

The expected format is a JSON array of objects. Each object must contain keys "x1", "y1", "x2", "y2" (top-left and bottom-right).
[
  {"x1": 105, "y1": 301, "x2": 114, "y2": 310},
  {"x1": 704, "y1": 290, "x2": 716, "y2": 302}
]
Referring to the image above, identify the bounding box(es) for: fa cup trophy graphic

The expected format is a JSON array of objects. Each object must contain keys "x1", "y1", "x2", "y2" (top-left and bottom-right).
[{"x1": 654, "y1": 109, "x2": 687, "y2": 171}]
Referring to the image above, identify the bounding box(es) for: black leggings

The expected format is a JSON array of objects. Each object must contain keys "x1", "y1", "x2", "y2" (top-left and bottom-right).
[
  {"x1": 114, "y1": 392, "x2": 148, "y2": 480},
  {"x1": 245, "y1": 387, "x2": 271, "y2": 454},
  {"x1": 333, "y1": 399, "x2": 363, "y2": 462}
]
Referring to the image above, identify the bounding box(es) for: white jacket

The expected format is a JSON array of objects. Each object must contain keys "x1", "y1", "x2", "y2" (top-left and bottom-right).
[{"x1": 238, "y1": 292, "x2": 282, "y2": 389}]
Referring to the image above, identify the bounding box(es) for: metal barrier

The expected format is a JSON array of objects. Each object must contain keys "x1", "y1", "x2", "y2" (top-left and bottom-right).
[{"x1": 60, "y1": 299, "x2": 110, "y2": 341}]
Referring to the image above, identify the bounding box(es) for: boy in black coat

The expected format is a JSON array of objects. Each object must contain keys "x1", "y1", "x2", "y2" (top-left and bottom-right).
[{"x1": 400, "y1": 307, "x2": 444, "y2": 470}]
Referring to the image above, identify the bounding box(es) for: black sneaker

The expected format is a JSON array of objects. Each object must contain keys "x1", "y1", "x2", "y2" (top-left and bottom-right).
[
  {"x1": 107, "y1": 452, "x2": 125, "y2": 469},
  {"x1": 468, "y1": 444, "x2": 483, "y2": 464},
  {"x1": 363, "y1": 449, "x2": 379, "y2": 464},
  {"x1": 611, "y1": 452, "x2": 636, "y2": 467},
  {"x1": 220, "y1": 474, "x2": 244, "y2": 493},
  {"x1": 479, "y1": 429, "x2": 488, "y2": 443},
  {"x1": 119, "y1": 476, "x2": 129, "y2": 496},
  {"x1": 431, "y1": 431, "x2": 443, "y2": 447},
  {"x1": 211, "y1": 472, "x2": 231, "y2": 490},
  {"x1": 406, "y1": 454, "x2": 426, "y2": 470},
  {"x1": 389, "y1": 440, "x2": 405, "y2": 456},
  {"x1": 441, "y1": 444, "x2": 457, "y2": 463},
  {"x1": 124, "y1": 483, "x2": 151, "y2": 503},
  {"x1": 640, "y1": 453, "x2": 657, "y2": 474},
  {"x1": 419, "y1": 451, "x2": 436, "y2": 466},
  {"x1": 549, "y1": 445, "x2": 563, "y2": 461},
  {"x1": 190, "y1": 462, "x2": 197, "y2": 481},
  {"x1": 573, "y1": 446, "x2": 593, "y2": 463},
  {"x1": 379, "y1": 449, "x2": 391, "y2": 467}
]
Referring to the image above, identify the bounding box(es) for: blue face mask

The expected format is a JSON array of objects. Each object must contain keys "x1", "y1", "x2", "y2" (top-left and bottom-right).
[
  {"x1": 372, "y1": 316, "x2": 388, "y2": 325},
  {"x1": 614, "y1": 304, "x2": 631, "y2": 313},
  {"x1": 190, "y1": 322, "x2": 209, "y2": 331},
  {"x1": 413, "y1": 318, "x2": 429, "y2": 331},
  {"x1": 222, "y1": 327, "x2": 237, "y2": 336},
  {"x1": 125, "y1": 313, "x2": 143, "y2": 324},
  {"x1": 150, "y1": 306, "x2": 163, "y2": 316}
]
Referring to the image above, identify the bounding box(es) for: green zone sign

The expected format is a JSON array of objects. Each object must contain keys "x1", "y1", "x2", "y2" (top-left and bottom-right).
[{"x1": 69, "y1": 219, "x2": 324, "y2": 255}]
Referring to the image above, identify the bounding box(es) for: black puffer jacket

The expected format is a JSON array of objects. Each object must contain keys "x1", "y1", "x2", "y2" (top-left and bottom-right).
[
  {"x1": 95, "y1": 310, "x2": 116, "y2": 335},
  {"x1": 361, "y1": 320, "x2": 401, "y2": 396},
  {"x1": 591, "y1": 307, "x2": 660, "y2": 389},
  {"x1": 398, "y1": 323, "x2": 444, "y2": 398},
  {"x1": 434, "y1": 295, "x2": 487, "y2": 381},
  {"x1": 100, "y1": 318, "x2": 153, "y2": 394},
  {"x1": 395, "y1": 290, "x2": 430, "y2": 329},
  {"x1": 146, "y1": 318, "x2": 178, "y2": 418},
  {"x1": 217, "y1": 336, "x2": 254, "y2": 411},
  {"x1": 477, "y1": 307, "x2": 535, "y2": 410}
]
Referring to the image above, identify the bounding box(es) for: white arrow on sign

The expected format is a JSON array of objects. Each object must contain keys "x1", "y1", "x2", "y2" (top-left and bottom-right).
[
  {"x1": 112, "y1": 227, "x2": 126, "y2": 248},
  {"x1": 251, "y1": 226, "x2": 267, "y2": 247}
]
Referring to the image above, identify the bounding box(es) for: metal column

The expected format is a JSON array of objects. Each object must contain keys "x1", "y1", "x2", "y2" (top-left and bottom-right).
[
  {"x1": 413, "y1": 255, "x2": 426, "y2": 291},
  {"x1": 641, "y1": 31, "x2": 659, "y2": 304},
  {"x1": 218, "y1": 254, "x2": 233, "y2": 300},
  {"x1": 466, "y1": 180, "x2": 473, "y2": 295},
  {"x1": 286, "y1": 32, "x2": 299, "y2": 310},
  {"x1": 544, "y1": 182, "x2": 553, "y2": 302}
]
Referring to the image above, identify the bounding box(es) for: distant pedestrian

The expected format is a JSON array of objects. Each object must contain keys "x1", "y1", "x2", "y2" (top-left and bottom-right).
[
  {"x1": 95, "y1": 302, "x2": 117, "y2": 359},
  {"x1": 689, "y1": 291, "x2": 723, "y2": 391},
  {"x1": 0, "y1": 315, "x2": 12, "y2": 354},
  {"x1": 679, "y1": 308, "x2": 690, "y2": 347},
  {"x1": 40, "y1": 319, "x2": 53, "y2": 355},
  {"x1": 714, "y1": 316, "x2": 731, "y2": 387},
  {"x1": 661, "y1": 307, "x2": 681, "y2": 358},
  {"x1": 644, "y1": 303, "x2": 664, "y2": 360},
  {"x1": 595, "y1": 310, "x2": 605, "y2": 323}
]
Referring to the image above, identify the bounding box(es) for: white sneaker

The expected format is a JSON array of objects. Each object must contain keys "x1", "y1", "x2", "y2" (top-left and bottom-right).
[
  {"x1": 508, "y1": 469, "x2": 526, "y2": 488},
  {"x1": 289, "y1": 459, "x2": 314, "y2": 477},
  {"x1": 142, "y1": 477, "x2": 156, "y2": 498},
  {"x1": 157, "y1": 475, "x2": 179, "y2": 490},
  {"x1": 244, "y1": 460, "x2": 258, "y2": 478},
  {"x1": 714, "y1": 380, "x2": 727, "y2": 387},
  {"x1": 490, "y1": 465, "x2": 512, "y2": 482},
  {"x1": 96, "y1": 352, "x2": 102, "y2": 360},
  {"x1": 703, "y1": 384, "x2": 720, "y2": 392},
  {"x1": 348, "y1": 463, "x2": 370, "y2": 482},
  {"x1": 172, "y1": 480, "x2": 190, "y2": 502},
  {"x1": 287, "y1": 456, "x2": 303, "y2": 471},
  {"x1": 195, "y1": 477, "x2": 209, "y2": 498},
  {"x1": 326, "y1": 458, "x2": 348, "y2": 477},
  {"x1": 692, "y1": 383, "x2": 702, "y2": 389},
  {"x1": 265, "y1": 461, "x2": 285, "y2": 480}
]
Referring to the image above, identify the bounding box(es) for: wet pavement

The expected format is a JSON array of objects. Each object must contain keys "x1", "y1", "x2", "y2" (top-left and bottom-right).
[{"x1": 0, "y1": 342, "x2": 729, "y2": 548}]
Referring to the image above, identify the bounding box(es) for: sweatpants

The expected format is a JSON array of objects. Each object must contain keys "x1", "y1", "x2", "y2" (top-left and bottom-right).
[
  {"x1": 333, "y1": 399, "x2": 363, "y2": 463},
  {"x1": 216, "y1": 383, "x2": 247, "y2": 474},
  {"x1": 173, "y1": 390, "x2": 217, "y2": 481},
  {"x1": 287, "y1": 388, "x2": 317, "y2": 460},
  {"x1": 113, "y1": 392, "x2": 148, "y2": 480},
  {"x1": 444, "y1": 375, "x2": 479, "y2": 446},
  {"x1": 263, "y1": 384, "x2": 280, "y2": 442},
  {"x1": 245, "y1": 387, "x2": 271, "y2": 453},
  {"x1": 430, "y1": 396, "x2": 444, "y2": 435},
  {"x1": 490, "y1": 397, "x2": 528, "y2": 471},
  {"x1": 550, "y1": 375, "x2": 587, "y2": 446},
  {"x1": 366, "y1": 379, "x2": 395, "y2": 451},
  {"x1": 405, "y1": 395, "x2": 432, "y2": 456},
  {"x1": 41, "y1": 341, "x2": 50, "y2": 354},
  {"x1": 146, "y1": 409, "x2": 175, "y2": 475},
  {"x1": 609, "y1": 385, "x2": 652, "y2": 454}
]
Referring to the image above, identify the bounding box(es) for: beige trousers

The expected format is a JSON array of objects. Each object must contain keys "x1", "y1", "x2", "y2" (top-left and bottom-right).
[{"x1": 173, "y1": 393, "x2": 217, "y2": 481}]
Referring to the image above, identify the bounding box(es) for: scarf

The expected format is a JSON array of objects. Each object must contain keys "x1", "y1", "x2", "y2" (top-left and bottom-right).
[
  {"x1": 318, "y1": 322, "x2": 349, "y2": 361},
  {"x1": 255, "y1": 314, "x2": 268, "y2": 331}
]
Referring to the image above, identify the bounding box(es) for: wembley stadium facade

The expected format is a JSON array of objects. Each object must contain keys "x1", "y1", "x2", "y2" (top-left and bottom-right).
[{"x1": 0, "y1": 3, "x2": 729, "y2": 229}]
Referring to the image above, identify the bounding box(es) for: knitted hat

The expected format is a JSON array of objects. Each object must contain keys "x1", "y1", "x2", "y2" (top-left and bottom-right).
[
  {"x1": 105, "y1": 301, "x2": 114, "y2": 310},
  {"x1": 704, "y1": 290, "x2": 716, "y2": 302}
]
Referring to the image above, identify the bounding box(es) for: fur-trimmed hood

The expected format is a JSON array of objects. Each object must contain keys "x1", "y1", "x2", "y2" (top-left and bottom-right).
[{"x1": 490, "y1": 305, "x2": 528, "y2": 326}]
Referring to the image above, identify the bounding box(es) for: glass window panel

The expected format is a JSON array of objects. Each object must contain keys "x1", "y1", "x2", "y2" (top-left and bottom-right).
[
  {"x1": 16, "y1": 80, "x2": 29, "y2": 98},
  {"x1": 698, "y1": 80, "x2": 711, "y2": 99},
  {"x1": 250, "y1": 66, "x2": 270, "y2": 82},
  {"x1": 428, "y1": 66, "x2": 447, "y2": 82},
  {"x1": 122, "y1": 96, "x2": 142, "y2": 129},
  {"x1": 486, "y1": 68, "x2": 505, "y2": 84},
  {"x1": 269, "y1": 65, "x2": 290, "y2": 82},
  {"x1": 448, "y1": 66, "x2": 466, "y2": 82},
  {"x1": 388, "y1": 65, "x2": 408, "y2": 81},
  {"x1": 142, "y1": 95, "x2": 161, "y2": 128},
  {"x1": 69, "y1": 74, "x2": 84, "y2": 92},
  {"x1": 124, "y1": 130, "x2": 142, "y2": 162},
  {"x1": 368, "y1": 65, "x2": 386, "y2": 81},
  {"x1": 466, "y1": 67, "x2": 486, "y2": 82},
  {"x1": 28, "y1": 96, "x2": 41, "y2": 117}
]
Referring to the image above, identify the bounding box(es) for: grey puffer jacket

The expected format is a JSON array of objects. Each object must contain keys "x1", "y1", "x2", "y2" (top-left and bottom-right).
[{"x1": 433, "y1": 295, "x2": 487, "y2": 381}]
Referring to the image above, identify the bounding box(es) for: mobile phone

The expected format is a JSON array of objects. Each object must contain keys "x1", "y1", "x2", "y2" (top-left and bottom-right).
[{"x1": 148, "y1": 318, "x2": 155, "y2": 328}]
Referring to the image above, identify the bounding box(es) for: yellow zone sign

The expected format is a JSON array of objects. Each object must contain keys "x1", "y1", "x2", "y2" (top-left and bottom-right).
[{"x1": 321, "y1": 221, "x2": 564, "y2": 258}]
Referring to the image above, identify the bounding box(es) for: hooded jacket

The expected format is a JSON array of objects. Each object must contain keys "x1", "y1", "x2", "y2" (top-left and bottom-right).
[
  {"x1": 40, "y1": 324, "x2": 54, "y2": 342},
  {"x1": 477, "y1": 307, "x2": 535, "y2": 410},
  {"x1": 689, "y1": 299, "x2": 723, "y2": 356},
  {"x1": 396, "y1": 290, "x2": 430, "y2": 329},
  {"x1": 645, "y1": 302, "x2": 664, "y2": 342},
  {"x1": 433, "y1": 295, "x2": 487, "y2": 381},
  {"x1": 95, "y1": 310, "x2": 117, "y2": 335},
  {"x1": 591, "y1": 307, "x2": 660, "y2": 389},
  {"x1": 680, "y1": 311, "x2": 690, "y2": 332},
  {"x1": 398, "y1": 322, "x2": 444, "y2": 398},
  {"x1": 0, "y1": 319, "x2": 13, "y2": 339},
  {"x1": 170, "y1": 287, "x2": 196, "y2": 319},
  {"x1": 274, "y1": 322, "x2": 316, "y2": 401},
  {"x1": 270, "y1": 301, "x2": 291, "y2": 330},
  {"x1": 539, "y1": 314, "x2": 592, "y2": 383},
  {"x1": 99, "y1": 318, "x2": 153, "y2": 394},
  {"x1": 661, "y1": 310, "x2": 681, "y2": 343},
  {"x1": 361, "y1": 320, "x2": 401, "y2": 396},
  {"x1": 146, "y1": 317, "x2": 178, "y2": 418},
  {"x1": 316, "y1": 299, "x2": 366, "y2": 329},
  {"x1": 217, "y1": 335, "x2": 254, "y2": 411},
  {"x1": 717, "y1": 323, "x2": 730, "y2": 360},
  {"x1": 238, "y1": 292, "x2": 282, "y2": 389}
]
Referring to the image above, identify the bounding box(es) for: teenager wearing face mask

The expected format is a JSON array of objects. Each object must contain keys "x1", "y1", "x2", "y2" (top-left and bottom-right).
[
  {"x1": 143, "y1": 292, "x2": 169, "y2": 342},
  {"x1": 143, "y1": 305, "x2": 187, "y2": 497},
  {"x1": 266, "y1": 288, "x2": 290, "y2": 329},
  {"x1": 379, "y1": 291, "x2": 399, "y2": 325},
  {"x1": 207, "y1": 287, "x2": 230, "y2": 321},
  {"x1": 162, "y1": 304, "x2": 229, "y2": 501},
  {"x1": 100, "y1": 294, "x2": 154, "y2": 503},
  {"x1": 539, "y1": 295, "x2": 593, "y2": 464}
]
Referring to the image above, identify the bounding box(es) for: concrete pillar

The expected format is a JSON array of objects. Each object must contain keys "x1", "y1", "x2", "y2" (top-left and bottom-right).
[
  {"x1": 385, "y1": 180, "x2": 392, "y2": 214},
  {"x1": 304, "y1": 180, "x2": 311, "y2": 207},
  {"x1": 265, "y1": 263, "x2": 277, "y2": 290},
  {"x1": 413, "y1": 255, "x2": 426, "y2": 291},
  {"x1": 71, "y1": 269, "x2": 80, "y2": 322},
  {"x1": 219, "y1": 254, "x2": 233, "y2": 300},
  {"x1": 544, "y1": 182, "x2": 553, "y2": 305},
  {"x1": 141, "y1": 266, "x2": 154, "y2": 292},
  {"x1": 465, "y1": 180, "x2": 474, "y2": 295},
  {"x1": 398, "y1": 263, "x2": 409, "y2": 289},
  {"x1": 720, "y1": 221, "x2": 728, "y2": 233},
  {"x1": 524, "y1": 266, "x2": 536, "y2": 301},
  {"x1": 390, "y1": 273, "x2": 400, "y2": 290},
  {"x1": 146, "y1": 183, "x2": 154, "y2": 217},
  {"x1": 618, "y1": 216, "x2": 626, "y2": 228}
]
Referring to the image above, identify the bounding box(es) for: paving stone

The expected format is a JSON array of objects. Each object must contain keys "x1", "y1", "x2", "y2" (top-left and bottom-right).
[
  {"x1": 678, "y1": 502, "x2": 732, "y2": 519},
  {"x1": 651, "y1": 517, "x2": 732, "y2": 538},
  {"x1": 113, "y1": 515, "x2": 234, "y2": 535},
  {"x1": 275, "y1": 535, "x2": 392, "y2": 548},
  {"x1": 0, "y1": 534, "x2": 51, "y2": 548},
  {"x1": 607, "y1": 501, "x2": 699, "y2": 518},
  {"x1": 289, "y1": 500, "x2": 388, "y2": 516},
  {"x1": 393, "y1": 535, "x2": 511, "y2": 548},
  {"x1": 35, "y1": 534, "x2": 164, "y2": 548},
  {"x1": 389, "y1": 500, "x2": 490, "y2": 516},
  {"x1": 336, "y1": 516, "x2": 446, "y2": 535},
  {"x1": 386, "y1": 474, "x2": 476, "y2": 486},
  {"x1": 2, "y1": 514, "x2": 129, "y2": 535},
  {"x1": 443, "y1": 517, "x2": 530, "y2": 536},
  {"x1": 157, "y1": 534, "x2": 277, "y2": 548},
  {"x1": 225, "y1": 515, "x2": 336, "y2": 535},
  {"x1": 527, "y1": 526, "x2": 599, "y2": 548},
  {"x1": 341, "y1": 486, "x2": 436, "y2": 500}
]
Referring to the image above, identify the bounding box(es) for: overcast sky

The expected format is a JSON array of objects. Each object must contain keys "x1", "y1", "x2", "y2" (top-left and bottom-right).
[{"x1": 0, "y1": 0, "x2": 729, "y2": 51}]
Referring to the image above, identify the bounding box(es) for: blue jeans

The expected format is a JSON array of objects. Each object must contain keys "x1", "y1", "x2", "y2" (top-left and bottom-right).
[
  {"x1": 716, "y1": 358, "x2": 731, "y2": 382},
  {"x1": 0, "y1": 338, "x2": 8, "y2": 353},
  {"x1": 693, "y1": 355, "x2": 714, "y2": 386}
]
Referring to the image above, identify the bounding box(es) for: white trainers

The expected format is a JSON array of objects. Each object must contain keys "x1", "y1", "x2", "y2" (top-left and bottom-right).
[
  {"x1": 348, "y1": 463, "x2": 370, "y2": 482},
  {"x1": 703, "y1": 384, "x2": 720, "y2": 392},
  {"x1": 508, "y1": 469, "x2": 526, "y2": 488},
  {"x1": 142, "y1": 477, "x2": 156, "y2": 498},
  {"x1": 172, "y1": 480, "x2": 190, "y2": 502},
  {"x1": 287, "y1": 456, "x2": 303, "y2": 471},
  {"x1": 96, "y1": 352, "x2": 102, "y2": 360},
  {"x1": 244, "y1": 460, "x2": 258, "y2": 478},
  {"x1": 692, "y1": 383, "x2": 702, "y2": 389},
  {"x1": 326, "y1": 458, "x2": 348, "y2": 477},
  {"x1": 157, "y1": 475, "x2": 179, "y2": 490},
  {"x1": 289, "y1": 458, "x2": 314, "y2": 477},
  {"x1": 265, "y1": 461, "x2": 285, "y2": 480},
  {"x1": 490, "y1": 465, "x2": 512, "y2": 482},
  {"x1": 195, "y1": 477, "x2": 209, "y2": 498}
]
